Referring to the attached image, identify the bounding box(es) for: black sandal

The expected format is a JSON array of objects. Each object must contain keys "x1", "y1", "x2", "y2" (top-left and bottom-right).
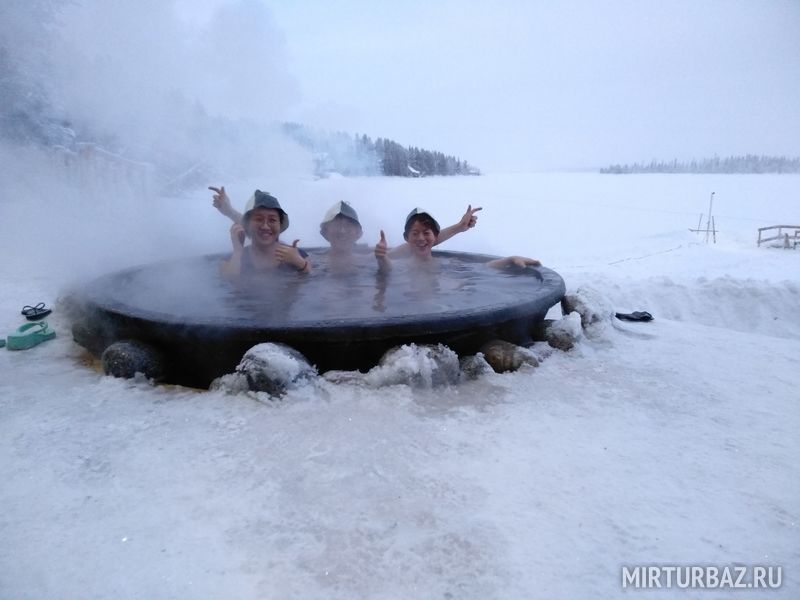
[
  {"x1": 21, "y1": 302, "x2": 52, "y2": 321},
  {"x1": 615, "y1": 311, "x2": 653, "y2": 322}
]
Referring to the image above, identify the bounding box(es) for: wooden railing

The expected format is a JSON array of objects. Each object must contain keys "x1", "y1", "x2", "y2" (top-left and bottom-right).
[
  {"x1": 50, "y1": 143, "x2": 155, "y2": 196},
  {"x1": 757, "y1": 225, "x2": 800, "y2": 248}
]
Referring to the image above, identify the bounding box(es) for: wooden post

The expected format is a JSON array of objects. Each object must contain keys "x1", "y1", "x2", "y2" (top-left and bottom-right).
[{"x1": 705, "y1": 192, "x2": 715, "y2": 243}]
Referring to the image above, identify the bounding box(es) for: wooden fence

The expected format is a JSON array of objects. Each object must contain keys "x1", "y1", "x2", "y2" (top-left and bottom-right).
[
  {"x1": 49, "y1": 143, "x2": 155, "y2": 197},
  {"x1": 757, "y1": 225, "x2": 800, "y2": 249}
]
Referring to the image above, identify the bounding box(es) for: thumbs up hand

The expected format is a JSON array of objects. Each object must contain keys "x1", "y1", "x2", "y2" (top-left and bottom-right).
[
  {"x1": 375, "y1": 230, "x2": 392, "y2": 272},
  {"x1": 375, "y1": 230, "x2": 388, "y2": 259},
  {"x1": 276, "y1": 239, "x2": 309, "y2": 272}
]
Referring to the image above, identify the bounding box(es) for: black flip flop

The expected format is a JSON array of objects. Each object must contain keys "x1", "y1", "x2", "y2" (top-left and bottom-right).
[
  {"x1": 615, "y1": 311, "x2": 653, "y2": 322},
  {"x1": 21, "y1": 302, "x2": 52, "y2": 321}
]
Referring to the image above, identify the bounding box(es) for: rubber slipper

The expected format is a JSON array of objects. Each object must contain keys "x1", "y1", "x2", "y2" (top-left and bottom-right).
[
  {"x1": 21, "y1": 302, "x2": 52, "y2": 321},
  {"x1": 6, "y1": 321, "x2": 56, "y2": 350},
  {"x1": 615, "y1": 311, "x2": 653, "y2": 322}
]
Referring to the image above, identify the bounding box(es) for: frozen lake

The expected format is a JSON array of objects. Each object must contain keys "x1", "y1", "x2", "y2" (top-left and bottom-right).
[{"x1": 1, "y1": 172, "x2": 798, "y2": 598}]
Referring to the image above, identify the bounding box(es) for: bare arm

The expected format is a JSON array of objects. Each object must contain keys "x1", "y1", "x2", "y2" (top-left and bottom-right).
[
  {"x1": 219, "y1": 223, "x2": 247, "y2": 282},
  {"x1": 486, "y1": 256, "x2": 541, "y2": 269},
  {"x1": 209, "y1": 185, "x2": 243, "y2": 223},
  {"x1": 436, "y1": 204, "x2": 482, "y2": 245}
]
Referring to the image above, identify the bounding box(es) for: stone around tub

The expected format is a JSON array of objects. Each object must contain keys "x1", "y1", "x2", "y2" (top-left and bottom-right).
[
  {"x1": 530, "y1": 316, "x2": 583, "y2": 351},
  {"x1": 364, "y1": 343, "x2": 461, "y2": 388},
  {"x1": 459, "y1": 353, "x2": 494, "y2": 380},
  {"x1": 101, "y1": 340, "x2": 167, "y2": 381},
  {"x1": 560, "y1": 287, "x2": 614, "y2": 329},
  {"x1": 236, "y1": 343, "x2": 317, "y2": 396},
  {"x1": 480, "y1": 339, "x2": 539, "y2": 373}
]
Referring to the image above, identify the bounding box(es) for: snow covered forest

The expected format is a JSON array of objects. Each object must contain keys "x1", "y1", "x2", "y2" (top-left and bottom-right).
[
  {"x1": 601, "y1": 155, "x2": 800, "y2": 174},
  {"x1": 283, "y1": 123, "x2": 480, "y2": 178},
  {"x1": 0, "y1": 58, "x2": 479, "y2": 188},
  {"x1": 0, "y1": 2, "x2": 480, "y2": 189}
]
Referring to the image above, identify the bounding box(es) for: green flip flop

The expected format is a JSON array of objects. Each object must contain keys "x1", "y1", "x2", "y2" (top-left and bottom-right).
[{"x1": 6, "y1": 321, "x2": 56, "y2": 350}]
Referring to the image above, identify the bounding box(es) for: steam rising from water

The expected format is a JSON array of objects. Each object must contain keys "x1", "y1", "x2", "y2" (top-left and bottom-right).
[
  {"x1": 53, "y1": 1, "x2": 298, "y2": 124},
  {"x1": 0, "y1": 0, "x2": 312, "y2": 285}
]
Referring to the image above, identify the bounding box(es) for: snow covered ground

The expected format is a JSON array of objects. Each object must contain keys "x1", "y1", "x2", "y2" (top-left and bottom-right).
[{"x1": 1, "y1": 172, "x2": 798, "y2": 598}]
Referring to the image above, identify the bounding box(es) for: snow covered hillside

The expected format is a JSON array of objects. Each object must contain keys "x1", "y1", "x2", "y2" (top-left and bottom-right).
[{"x1": 1, "y1": 173, "x2": 798, "y2": 599}]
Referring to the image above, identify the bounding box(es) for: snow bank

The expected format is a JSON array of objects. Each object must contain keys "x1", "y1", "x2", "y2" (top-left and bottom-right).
[
  {"x1": 570, "y1": 274, "x2": 800, "y2": 339},
  {"x1": 1, "y1": 173, "x2": 798, "y2": 598}
]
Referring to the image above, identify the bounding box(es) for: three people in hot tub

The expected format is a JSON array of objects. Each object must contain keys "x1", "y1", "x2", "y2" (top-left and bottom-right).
[{"x1": 210, "y1": 186, "x2": 484, "y2": 274}]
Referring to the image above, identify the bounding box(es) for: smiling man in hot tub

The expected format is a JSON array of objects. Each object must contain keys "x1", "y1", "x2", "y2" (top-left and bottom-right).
[{"x1": 374, "y1": 208, "x2": 541, "y2": 273}]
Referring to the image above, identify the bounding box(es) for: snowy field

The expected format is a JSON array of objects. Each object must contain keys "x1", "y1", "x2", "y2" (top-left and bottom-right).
[{"x1": 1, "y1": 172, "x2": 798, "y2": 598}]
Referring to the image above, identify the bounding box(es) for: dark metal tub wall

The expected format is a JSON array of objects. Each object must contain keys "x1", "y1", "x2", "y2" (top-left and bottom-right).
[{"x1": 71, "y1": 252, "x2": 566, "y2": 388}]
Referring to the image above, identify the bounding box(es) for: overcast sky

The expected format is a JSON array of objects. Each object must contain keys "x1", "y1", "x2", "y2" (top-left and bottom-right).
[
  {"x1": 22, "y1": 0, "x2": 800, "y2": 173},
  {"x1": 247, "y1": 1, "x2": 800, "y2": 172}
]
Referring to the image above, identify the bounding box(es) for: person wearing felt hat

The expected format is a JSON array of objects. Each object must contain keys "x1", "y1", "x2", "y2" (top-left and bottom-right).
[
  {"x1": 319, "y1": 200, "x2": 364, "y2": 256},
  {"x1": 208, "y1": 186, "x2": 483, "y2": 247},
  {"x1": 375, "y1": 207, "x2": 541, "y2": 273},
  {"x1": 210, "y1": 186, "x2": 481, "y2": 260},
  {"x1": 217, "y1": 188, "x2": 310, "y2": 283},
  {"x1": 211, "y1": 187, "x2": 363, "y2": 259}
]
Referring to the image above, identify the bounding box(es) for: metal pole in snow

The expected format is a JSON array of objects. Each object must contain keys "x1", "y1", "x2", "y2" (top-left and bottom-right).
[{"x1": 705, "y1": 192, "x2": 715, "y2": 243}]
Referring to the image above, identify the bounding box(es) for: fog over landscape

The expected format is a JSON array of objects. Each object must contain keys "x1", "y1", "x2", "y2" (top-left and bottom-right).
[
  {"x1": 2, "y1": 0, "x2": 799, "y2": 175},
  {"x1": 1, "y1": 2, "x2": 799, "y2": 599}
]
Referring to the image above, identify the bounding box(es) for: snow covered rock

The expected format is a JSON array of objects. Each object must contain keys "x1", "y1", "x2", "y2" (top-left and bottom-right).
[
  {"x1": 236, "y1": 343, "x2": 317, "y2": 396},
  {"x1": 561, "y1": 286, "x2": 615, "y2": 330},
  {"x1": 479, "y1": 339, "x2": 539, "y2": 373},
  {"x1": 101, "y1": 340, "x2": 167, "y2": 381},
  {"x1": 459, "y1": 353, "x2": 494, "y2": 380},
  {"x1": 545, "y1": 313, "x2": 583, "y2": 351},
  {"x1": 364, "y1": 343, "x2": 460, "y2": 388},
  {"x1": 321, "y1": 370, "x2": 367, "y2": 385},
  {"x1": 208, "y1": 372, "x2": 250, "y2": 394}
]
